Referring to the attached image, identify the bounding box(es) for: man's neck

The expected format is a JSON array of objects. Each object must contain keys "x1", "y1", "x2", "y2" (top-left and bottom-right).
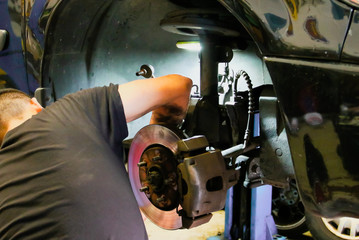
[
  {"x1": 6, "y1": 111, "x2": 35, "y2": 133},
  {"x1": 7, "y1": 119, "x2": 28, "y2": 132}
]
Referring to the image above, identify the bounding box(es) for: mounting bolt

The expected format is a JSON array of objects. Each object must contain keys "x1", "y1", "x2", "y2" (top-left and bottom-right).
[
  {"x1": 164, "y1": 177, "x2": 175, "y2": 186},
  {"x1": 275, "y1": 148, "x2": 283, "y2": 157}
]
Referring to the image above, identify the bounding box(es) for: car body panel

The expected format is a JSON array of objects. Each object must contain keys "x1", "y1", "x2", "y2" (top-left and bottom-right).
[
  {"x1": 265, "y1": 57, "x2": 359, "y2": 218},
  {"x1": 342, "y1": 9, "x2": 359, "y2": 62},
  {"x1": 218, "y1": 0, "x2": 352, "y2": 60}
]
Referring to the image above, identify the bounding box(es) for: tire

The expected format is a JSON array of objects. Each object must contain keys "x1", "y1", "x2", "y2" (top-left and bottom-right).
[
  {"x1": 272, "y1": 180, "x2": 309, "y2": 238},
  {"x1": 306, "y1": 211, "x2": 359, "y2": 240}
]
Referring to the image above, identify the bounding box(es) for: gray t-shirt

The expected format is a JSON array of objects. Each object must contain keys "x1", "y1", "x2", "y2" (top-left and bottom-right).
[{"x1": 0, "y1": 85, "x2": 148, "y2": 239}]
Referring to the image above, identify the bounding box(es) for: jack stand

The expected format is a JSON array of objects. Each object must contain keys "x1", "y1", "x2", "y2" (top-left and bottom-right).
[
  {"x1": 224, "y1": 180, "x2": 251, "y2": 240},
  {"x1": 225, "y1": 184, "x2": 281, "y2": 240},
  {"x1": 250, "y1": 185, "x2": 278, "y2": 240}
]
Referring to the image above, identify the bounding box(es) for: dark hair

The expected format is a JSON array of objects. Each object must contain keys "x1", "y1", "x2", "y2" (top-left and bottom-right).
[{"x1": 0, "y1": 89, "x2": 31, "y2": 145}]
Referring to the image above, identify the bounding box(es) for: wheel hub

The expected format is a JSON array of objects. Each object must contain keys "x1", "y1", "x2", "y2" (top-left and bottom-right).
[{"x1": 138, "y1": 146, "x2": 179, "y2": 211}]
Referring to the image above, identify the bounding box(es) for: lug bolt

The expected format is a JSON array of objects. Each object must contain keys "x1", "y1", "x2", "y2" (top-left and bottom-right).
[
  {"x1": 139, "y1": 186, "x2": 149, "y2": 192},
  {"x1": 137, "y1": 161, "x2": 147, "y2": 167},
  {"x1": 152, "y1": 156, "x2": 161, "y2": 161},
  {"x1": 156, "y1": 196, "x2": 165, "y2": 203}
]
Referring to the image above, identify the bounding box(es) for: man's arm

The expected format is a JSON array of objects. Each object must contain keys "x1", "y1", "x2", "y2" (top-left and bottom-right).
[{"x1": 118, "y1": 74, "x2": 193, "y2": 125}]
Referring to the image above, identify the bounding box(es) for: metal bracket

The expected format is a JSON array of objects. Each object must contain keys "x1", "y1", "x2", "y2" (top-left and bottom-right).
[{"x1": 259, "y1": 95, "x2": 295, "y2": 187}]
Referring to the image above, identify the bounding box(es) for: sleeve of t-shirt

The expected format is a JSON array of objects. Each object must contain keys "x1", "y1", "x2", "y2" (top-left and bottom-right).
[{"x1": 45, "y1": 84, "x2": 128, "y2": 151}]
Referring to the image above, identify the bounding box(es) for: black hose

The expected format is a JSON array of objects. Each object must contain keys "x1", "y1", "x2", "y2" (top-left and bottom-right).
[{"x1": 234, "y1": 70, "x2": 254, "y2": 148}]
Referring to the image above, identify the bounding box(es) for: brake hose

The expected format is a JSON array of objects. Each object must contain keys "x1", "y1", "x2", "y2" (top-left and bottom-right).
[{"x1": 234, "y1": 70, "x2": 254, "y2": 148}]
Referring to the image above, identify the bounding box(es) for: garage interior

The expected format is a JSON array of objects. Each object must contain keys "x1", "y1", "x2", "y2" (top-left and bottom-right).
[{"x1": 1, "y1": 0, "x2": 359, "y2": 239}]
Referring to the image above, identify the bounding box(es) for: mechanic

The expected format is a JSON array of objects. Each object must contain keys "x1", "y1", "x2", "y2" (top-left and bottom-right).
[{"x1": 0, "y1": 74, "x2": 192, "y2": 239}]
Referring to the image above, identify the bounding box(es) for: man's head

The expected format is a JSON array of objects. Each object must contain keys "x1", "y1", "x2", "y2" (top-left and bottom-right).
[{"x1": 0, "y1": 89, "x2": 42, "y2": 145}]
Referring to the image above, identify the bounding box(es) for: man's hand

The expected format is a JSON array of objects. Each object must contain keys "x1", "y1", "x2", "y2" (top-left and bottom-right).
[
  {"x1": 149, "y1": 103, "x2": 185, "y2": 126},
  {"x1": 118, "y1": 74, "x2": 192, "y2": 125}
]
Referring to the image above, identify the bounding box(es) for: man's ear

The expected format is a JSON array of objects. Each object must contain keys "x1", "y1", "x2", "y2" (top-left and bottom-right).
[{"x1": 30, "y1": 97, "x2": 43, "y2": 113}]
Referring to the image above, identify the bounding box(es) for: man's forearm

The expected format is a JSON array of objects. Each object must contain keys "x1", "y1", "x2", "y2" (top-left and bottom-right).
[{"x1": 119, "y1": 74, "x2": 192, "y2": 123}]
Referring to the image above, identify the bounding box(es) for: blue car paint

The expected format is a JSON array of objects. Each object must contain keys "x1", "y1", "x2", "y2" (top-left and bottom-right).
[{"x1": 0, "y1": 0, "x2": 38, "y2": 94}]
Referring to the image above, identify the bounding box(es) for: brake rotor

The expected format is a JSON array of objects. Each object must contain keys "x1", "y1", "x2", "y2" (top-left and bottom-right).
[{"x1": 128, "y1": 125, "x2": 183, "y2": 229}]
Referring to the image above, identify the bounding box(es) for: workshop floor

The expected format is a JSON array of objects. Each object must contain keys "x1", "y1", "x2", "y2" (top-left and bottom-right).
[
  {"x1": 144, "y1": 210, "x2": 225, "y2": 240},
  {"x1": 144, "y1": 210, "x2": 313, "y2": 240}
]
